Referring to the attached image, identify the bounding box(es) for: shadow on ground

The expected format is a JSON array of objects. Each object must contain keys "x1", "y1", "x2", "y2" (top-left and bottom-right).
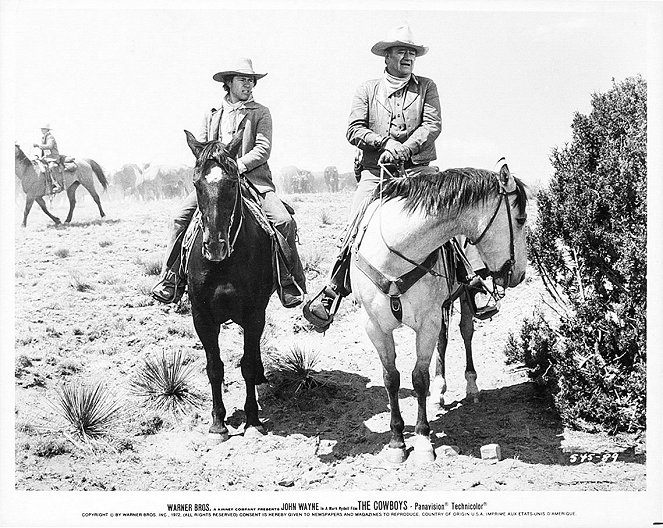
[{"x1": 232, "y1": 367, "x2": 578, "y2": 466}]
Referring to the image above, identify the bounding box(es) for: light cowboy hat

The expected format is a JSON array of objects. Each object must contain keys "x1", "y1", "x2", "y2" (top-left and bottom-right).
[
  {"x1": 41, "y1": 123, "x2": 51, "y2": 130},
  {"x1": 371, "y1": 24, "x2": 429, "y2": 57},
  {"x1": 212, "y1": 58, "x2": 267, "y2": 82}
]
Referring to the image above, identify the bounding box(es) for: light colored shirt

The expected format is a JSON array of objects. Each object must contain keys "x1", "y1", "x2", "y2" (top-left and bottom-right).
[{"x1": 220, "y1": 95, "x2": 254, "y2": 174}]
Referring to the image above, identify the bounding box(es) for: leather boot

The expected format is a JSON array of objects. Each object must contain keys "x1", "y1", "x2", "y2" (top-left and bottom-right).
[{"x1": 151, "y1": 269, "x2": 185, "y2": 304}]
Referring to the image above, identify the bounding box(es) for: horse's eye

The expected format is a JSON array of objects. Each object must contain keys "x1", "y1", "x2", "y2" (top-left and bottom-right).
[{"x1": 516, "y1": 215, "x2": 527, "y2": 226}]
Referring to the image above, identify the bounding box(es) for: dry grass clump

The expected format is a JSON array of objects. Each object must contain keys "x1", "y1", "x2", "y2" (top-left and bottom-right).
[
  {"x1": 302, "y1": 246, "x2": 326, "y2": 275},
  {"x1": 130, "y1": 351, "x2": 203, "y2": 417},
  {"x1": 53, "y1": 382, "x2": 123, "y2": 441},
  {"x1": 54, "y1": 248, "x2": 70, "y2": 258},
  {"x1": 33, "y1": 436, "x2": 70, "y2": 458},
  {"x1": 319, "y1": 208, "x2": 333, "y2": 225},
  {"x1": 136, "y1": 256, "x2": 162, "y2": 276},
  {"x1": 69, "y1": 270, "x2": 93, "y2": 292}
]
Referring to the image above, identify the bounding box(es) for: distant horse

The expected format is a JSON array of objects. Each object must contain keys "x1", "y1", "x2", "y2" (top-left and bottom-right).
[
  {"x1": 350, "y1": 162, "x2": 528, "y2": 464},
  {"x1": 14, "y1": 144, "x2": 108, "y2": 227},
  {"x1": 111, "y1": 163, "x2": 141, "y2": 199},
  {"x1": 324, "y1": 165, "x2": 339, "y2": 193},
  {"x1": 183, "y1": 129, "x2": 274, "y2": 442}
]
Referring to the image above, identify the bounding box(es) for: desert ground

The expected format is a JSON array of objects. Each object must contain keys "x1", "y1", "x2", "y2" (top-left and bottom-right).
[{"x1": 14, "y1": 187, "x2": 645, "y2": 492}]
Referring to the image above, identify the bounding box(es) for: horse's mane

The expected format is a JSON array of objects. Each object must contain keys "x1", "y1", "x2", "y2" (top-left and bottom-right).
[
  {"x1": 375, "y1": 168, "x2": 528, "y2": 217},
  {"x1": 197, "y1": 141, "x2": 239, "y2": 177}
]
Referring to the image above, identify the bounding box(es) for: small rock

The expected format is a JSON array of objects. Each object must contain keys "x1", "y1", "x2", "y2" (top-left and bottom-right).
[
  {"x1": 480, "y1": 443, "x2": 502, "y2": 460},
  {"x1": 278, "y1": 478, "x2": 295, "y2": 487}
]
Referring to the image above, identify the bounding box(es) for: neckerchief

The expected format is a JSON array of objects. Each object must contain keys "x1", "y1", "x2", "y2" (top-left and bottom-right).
[{"x1": 383, "y1": 70, "x2": 411, "y2": 96}]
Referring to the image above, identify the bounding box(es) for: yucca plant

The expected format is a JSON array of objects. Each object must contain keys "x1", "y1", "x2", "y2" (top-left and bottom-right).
[
  {"x1": 130, "y1": 351, "x2": 203, "y2": 417},
  {"x1": 53, "y1": 382, "x2": 123, "y2": 441},
  {"x1": 278, "y1": 345, "x2": 325, "y2": 394}
]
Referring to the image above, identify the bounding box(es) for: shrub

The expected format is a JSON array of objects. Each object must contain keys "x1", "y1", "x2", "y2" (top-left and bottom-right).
[
  {"x1": 319, "y1": 209, "x2": 333, "y2": 225},
  {"x1": 130, "y1": 351, "x2": 203, "y2": 417},
  {"x1": 136, "y1": 413, "x2": 164, "y2": 436},
  {"x1": 137, "y1": 256, "x2": 162, "y2": 276},
  {"x1": 513, "y1": 76, "x2": 646, "y2": 433},
  {"x1": 69, "y1": 271, "x2": 93, "y2": 292},
  {"x1": 33, "y1": 436, "x2": 70, "y2": 458},
  {"x1": 53, "y1": 382, "x2": 123, "y2": 441},
  {"x1": 275, "y1": 344, "x2": 326, "y2": 394},
  {"x1": 55, "y1": 248, "x2": 70, "y2": 258}
]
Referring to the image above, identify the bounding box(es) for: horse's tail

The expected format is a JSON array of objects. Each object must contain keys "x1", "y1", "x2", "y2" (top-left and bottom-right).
[{"x1": 86, "y1": 159, "x2": 109, "y2": 191}]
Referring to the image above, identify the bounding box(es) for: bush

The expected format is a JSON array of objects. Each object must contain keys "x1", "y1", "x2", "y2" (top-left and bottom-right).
[
  {"x1": 130, "y1": 351, "x2": 203, "y2": 417},
  {"x1": 53, "y1": 382, "x2": 123, "y2": 440},
  {"x1": 33, "y1": 436, "x2": 70, "y2": 458},
  {"x1": 512, "y1": 76, "x2": 646, "y2": 433}
]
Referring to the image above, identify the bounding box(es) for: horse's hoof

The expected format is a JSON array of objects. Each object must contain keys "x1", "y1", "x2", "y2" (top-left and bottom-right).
[
  {"x1": 466, "y1": 393, "x2": 480, "y2": 404},
  {"x1": 244, "y1": 425, "x2": 266, "y2": 439},
  {"x1": 383, "y1": 446, "x2": 407, "y2": 465},
  {"x1": 411, "y1": 446, "x2": 435, "y2": 465},
  {"x1": 207, "y1": 431, "x2": 229, "y2": 444},
  {"x1": 410, "y1": 435, "x2": 435, "y2": 465},
  {"x1": 54, "y1": 219, "x2": 61, "y2": 225}
]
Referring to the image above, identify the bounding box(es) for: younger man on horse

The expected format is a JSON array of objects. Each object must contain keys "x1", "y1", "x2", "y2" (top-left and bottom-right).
[
  {"x1": 152, "y1": 58, "x2": 306, "y2": 308},
  {"x1": 303, "y1": 25, "x2": 497, "y2": 331},
  {"x1": 33, "y1": 124, "x2": 62, "y2": 193}
]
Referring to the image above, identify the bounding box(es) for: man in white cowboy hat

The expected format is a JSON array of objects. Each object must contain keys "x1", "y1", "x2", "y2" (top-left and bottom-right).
[
  {"x1": 303, "y1": 24, "x2": 497, "y2": 330},
  {"x1": 33, "y1": 123, "x2": 62, "y2": 193},
  {"x1": 152, "y1": 57, "x2": 306, "y2": 308}
]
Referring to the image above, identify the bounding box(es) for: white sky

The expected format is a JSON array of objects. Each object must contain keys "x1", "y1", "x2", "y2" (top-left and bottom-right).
[{"x1": 7, "y1": 0, "x2": 654, "y2": 185}]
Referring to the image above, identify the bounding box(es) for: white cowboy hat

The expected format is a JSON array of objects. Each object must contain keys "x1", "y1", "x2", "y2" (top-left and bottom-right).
[
  {"x1": 212, "y1": 58, "x2": 267, "y2": 82},
  {"x1": 371, "y1": 24, "x2": 429, "y2": 57},
  {"x1": 41, "y1": 123, "x2": 51, "y2": 130}
]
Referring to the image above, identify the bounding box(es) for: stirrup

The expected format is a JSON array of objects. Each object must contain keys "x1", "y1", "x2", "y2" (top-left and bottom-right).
[
  {"x1": 466, "y1": 277, "x2": 499, "y2": 321},
  {"x1": 302, "y1": 287, "x2": 341, "y2": 332}
]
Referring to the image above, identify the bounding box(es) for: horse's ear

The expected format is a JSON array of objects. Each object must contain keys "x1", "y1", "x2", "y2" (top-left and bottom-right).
[
  {"x1": 496, "y1": 157, "x2": 516, "y2": 192},
  {"x1": 184, "y1": 130, "x2": 203, "y2": 159}
]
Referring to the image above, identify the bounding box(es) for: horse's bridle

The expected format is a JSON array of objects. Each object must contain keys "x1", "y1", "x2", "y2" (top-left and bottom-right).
[
  {"x1": 376, "y1": 163, "x2": 525, "y2": 290},
  {"x1": 201, "y1": 159, "x2": 245, "y2": 258},
  {"x1": 469, "y1": 183, "x2": 524, "y2": 289}
]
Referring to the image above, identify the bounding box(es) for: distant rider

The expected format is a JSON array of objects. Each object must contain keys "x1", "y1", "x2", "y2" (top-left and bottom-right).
[{"x1": 33, "y1": 124, "x2": 62, "y2": 193}]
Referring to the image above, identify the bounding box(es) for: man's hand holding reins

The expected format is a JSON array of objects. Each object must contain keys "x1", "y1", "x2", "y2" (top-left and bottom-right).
[{"x1": 383, "y1": 139, "x2": 411, "y2": 162}]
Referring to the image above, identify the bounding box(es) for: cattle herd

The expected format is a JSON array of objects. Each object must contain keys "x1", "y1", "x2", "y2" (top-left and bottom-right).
[{"x1": 107, "y1": 163, "x2": 357, "y2": 200}]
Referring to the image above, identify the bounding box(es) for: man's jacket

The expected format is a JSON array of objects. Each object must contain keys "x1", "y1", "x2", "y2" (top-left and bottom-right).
[
  {"x1": 347, "y1": 74, "x2": 441, "y2": 169},
  {"x1": 200, "y1": 101, "x2": 275, "y2": 193},
  {"x1": 38, "y1": 132, "x2": 60, "y2": 161}
]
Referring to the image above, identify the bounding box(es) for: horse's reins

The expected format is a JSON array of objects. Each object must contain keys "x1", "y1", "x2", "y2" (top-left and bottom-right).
[{"x1": 224, "y1": 167, "x2": 245, "y2": 256}]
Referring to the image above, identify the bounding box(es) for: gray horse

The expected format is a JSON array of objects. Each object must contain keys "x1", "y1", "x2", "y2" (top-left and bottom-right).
[{"x1": 15, "y1": 144, "x2": 108, "y2": 227}]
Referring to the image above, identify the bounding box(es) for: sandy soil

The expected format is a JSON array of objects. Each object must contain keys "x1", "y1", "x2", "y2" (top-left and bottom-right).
[{"x1": 14, "y1": 190, "x2": 645, "y2": 491}]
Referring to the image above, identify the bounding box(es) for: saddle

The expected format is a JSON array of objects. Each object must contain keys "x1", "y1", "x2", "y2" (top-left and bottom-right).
[{"x1": 59, "y1": 155, "x2": 78, "y2": 172}]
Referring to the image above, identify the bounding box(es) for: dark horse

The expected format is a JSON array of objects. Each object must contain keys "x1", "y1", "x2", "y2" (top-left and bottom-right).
[
  {"x1": 184, "y1": 129, "x2": 273, "y2": 442},
  {"x1": 14, "y1": 144, "x2": 108, "y2": 227}
]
